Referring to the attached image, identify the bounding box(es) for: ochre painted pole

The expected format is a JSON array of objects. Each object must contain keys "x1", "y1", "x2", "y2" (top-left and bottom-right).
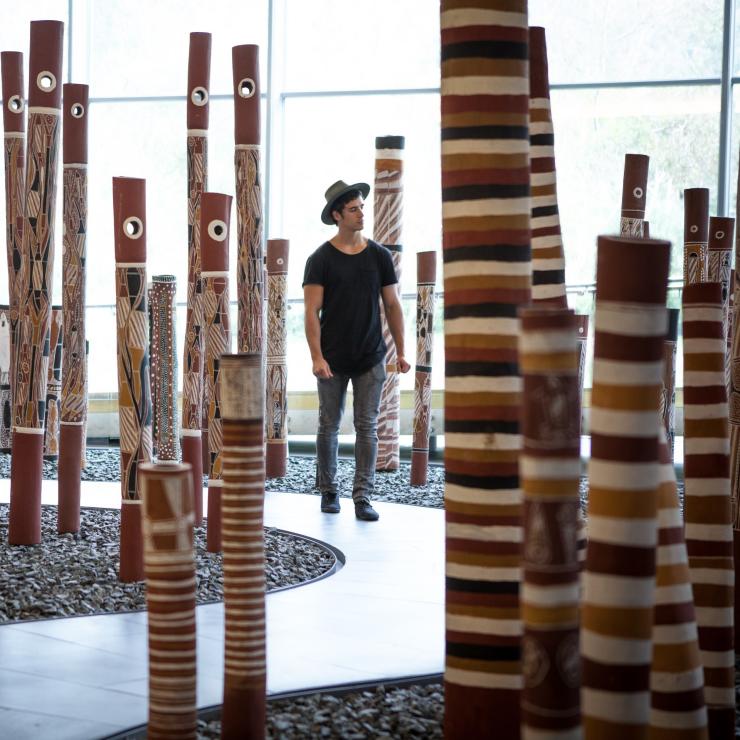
[{"x1": 9, "y1": 21, "x2": 64, "y2": 545}]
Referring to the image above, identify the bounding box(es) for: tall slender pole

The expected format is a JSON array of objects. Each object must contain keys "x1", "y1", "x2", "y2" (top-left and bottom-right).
[
  {"x1": 140, "y1": 461, "x2": 197, "y2": 740},
  {"x1": 410, "y1": 250, "x2": 436, "y2": 486},
  {"x1": 232, "y1": 44, "x2": 263, "y2": 356},
  {"x1": 265, "y1": 238, "x2": 289, "y2": 478},
  {"x1": 441, "y1": 1, "x2": 531, "y2": 734},
  {"x1": 182, "y1": 32, "x2": 210, "y2": 526},
  {"x1": 220, "y1": 353, "x2": 266, "y2": 740},
  {"x1": 529, "y1": 27, "x2": 567, "y2": 307},
  {"x1": 113, "y1": 176, "x2": 153, "y2": 582},
  {"x1": 374, "y1": 135, "x2": 404, "y2": 471},
  {"x1": 58, "y1": 81, "x2": 89, "y2": 534},
  {"x1": 581, "y1": 235, "x2": 670, "y2": 739},
  {"x1": 1, "y1": 51, "x2": 25, "y2": 454},
  {"x1": 683, "y1": 282, "x2": 735, "y2": 737},
  {"x1": 9, "y1": 21, "x2": 64, "y2": 545},
  {"x1": 202, "y1": 192, "x2": 233, "y2": 554},
  {"x1": 684, "y1": 188, "x2": 709, "y2": 285},
  {"x1": 619, "y1": 154, "x2": 649, "y2": 237}
]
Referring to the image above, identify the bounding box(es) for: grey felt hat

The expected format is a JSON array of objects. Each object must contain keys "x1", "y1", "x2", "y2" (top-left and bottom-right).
[{"x1": 321, "y1": 180, "x2": 370, "y2": 225}]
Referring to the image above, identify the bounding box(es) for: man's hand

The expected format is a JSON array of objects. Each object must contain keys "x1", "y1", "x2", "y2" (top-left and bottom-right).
[
  {"x1": 397, "y1": 356, "x2": 411, "y2": 373},
  {"x1": 313, "y1": 357, "x2": 333, "y2": 379}
]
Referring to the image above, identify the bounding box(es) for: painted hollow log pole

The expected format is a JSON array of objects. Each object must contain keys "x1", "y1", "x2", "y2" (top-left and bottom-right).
[
  {"x1": 519, "y1": 307, "x2": 580, "y2": 738},
  {"x1": 684, "y1": 188, "x2": 709, "y2": 285},
  {"x1": 0, "y1": 306, "x2": 10, "y2": 452},
  {"x1": 148, "y1": 283, "x2": 157, "y2": 453},
  {"x1": 661, "y1": 308, "x2": 680, "y2": 461},
  {"x1": 727, "y1": 270, "x2": 734, "y2": 395},
  {"x1": 374, "y1": 135, "x2": 404, "y2": 471},
  {"x1": 529, "y1": 27, "x2": 567, "y2": 308},
  {"x1": 58, "y1": 83, "x2": 89, "y2": 534},
  {"x1": 576, "y1": 314, "x2": 589, "y2": 434},
  {"x1": 202, "y1": 192, "x2": 232, "y2": 554},
  {"x1": 42, "y1": 305, "x2": 62, "y2": 458},
  {"x1": 1, "y1": 51, "x2": 25, "y2": 431},
  {"x1": 441, "y1": 1, "x2": 531, "y2": 735},
  {"x1": 581, "y1": 235, "x2": 670, "y2": 739},
  {"x1": 183, "y1": 32, "x2": 210, "y2": 525},
  {"x1": 232, "y1": 44, "x2": 263, "y2": 356},
  {"x1": 682, "y1": 282, "x2": 735, "y2": 738},
  {"x1": 113, "y1": 176, "x2": 153, "y2": 583},
  {"x1": 220, "y1": 353, "x2": 266, "y2": 740},
  {"x1": 619, "y1": 153, "x2": 649, "y2": 237},
  {"x1": 265, "y1": 238, "x2": 288, "y2": 479},
  {"x1": 140, "y1": 462, "x2": 197, "y2": 740},
  {"x1": 410, "y1": 250, "x2": 436, "y2": 486},
  {"x1": 8, "y1": 21, "x2": 64, "y2": 545},
  {"x1": 150, "y1": 276, "x2": 179, "y2": 462},
  {"x1": 649, "y1": 427, "x2": 708, "y2": 738}
]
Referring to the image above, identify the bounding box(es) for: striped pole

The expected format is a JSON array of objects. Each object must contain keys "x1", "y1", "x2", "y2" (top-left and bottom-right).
[
  {"x1": 265, "y1": 238, "x2": 289, "y2": 479},
  {"x1": 410, "y1": 250, "x2": 437, "y2": 486},
  {"x1": 374, "y1": 135, "x2": 404, "y2": 471},
  {"x1": 140, "y1": 461, "x2": 197, "y2": 740},
  {"x1": 731, "y1": 183, "x2": 740, "y2": 647},
  {"x1": 182, "y1": 32, "x2": 210, "y2": 525},
  {"x1": 220, "y1": 353, "x2": 266, "y2": 740},
  {"x1": 150, "y1": 276, "x2": 179, "y2": 462},
  {"x1": 232, "y1": 44, "x2": 263, "y2": 356},
  {"x1": 113, "y1": 176, "x2": 153, "y2": 583},
  {"x1": 441, "y1": 1, "x2": 531, "y2": 735},
  {"x1": 1, "y1": 50, "x2": 24, "y2": 451},
  {"x1": 582, "y1": 234, "x2": 670, "y2": 739},
  {"x1": 661, "y1": 308, "x2": 680, "y2": 462},
  {"x1": 648, "y1": 429, "x2": 708, "y2": 738},
  {"x1": 619, "y1": 154, "x2": 649, "y2": 237},
  {"x1": 202, "y1": 192, "x2": 232, "y2": 554},
  {"x1": 684, "y1": 188, "x2": 709, "y2": 286},
  {"x1": 9, "y1": 21, "x2": 64, "y2": 545},
  {"x1": 529, "y1": 27, "x2": 566, "y2": 308},
  {"x1": 42, "y1": 305, "x2": 63, "y2": 458},
  {"x1": 58, "y1": 83, "x2": 89, "y2": 534},
  {"x1": 682, "y1": 281, "x2": 735, "y2": 738},
  {"x1": 519, "y1": 307, "x2": 580, "y2": 739}
]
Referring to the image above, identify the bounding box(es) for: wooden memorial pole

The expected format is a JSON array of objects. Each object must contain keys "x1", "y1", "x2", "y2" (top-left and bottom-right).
[
  {"x1": 8, "y1": 21, "x2": 64, "y2": 545},
  {"x1": 58, "y1": 82, "x2": 89, "y2": 533},
  {"x1": 202, "y1": 192, "x2": 232, "y2": 554},
  {"x1": 182, "y1": 32, "x2": 210, "y2": 525},
  {"x1": 113, "y1": 176, "x2": 153, "y2": 582},
  {"x1": 619, "y1": 153, "x2": 649, "y2": 237},
  {"x1": 265, "y1": 238, "x2": 289, "y2": 478}
]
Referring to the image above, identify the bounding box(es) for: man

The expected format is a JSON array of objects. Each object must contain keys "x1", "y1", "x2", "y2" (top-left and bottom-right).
[{"x1": 303, "y1": 180, "x2": 410, "y2": 521}]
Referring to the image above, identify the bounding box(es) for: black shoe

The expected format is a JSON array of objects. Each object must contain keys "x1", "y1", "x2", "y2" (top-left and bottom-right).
[
  {"x1": 320, "y1": 492, "x2": 341, "y2": 513},
  {"x1": 354, "y1": 497, "x2": 379, "y2": 521}
]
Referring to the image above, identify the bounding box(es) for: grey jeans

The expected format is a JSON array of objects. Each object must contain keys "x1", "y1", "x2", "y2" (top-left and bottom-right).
[{"x1": 316, "y1": 361, "x2": 386, "y2": 502}]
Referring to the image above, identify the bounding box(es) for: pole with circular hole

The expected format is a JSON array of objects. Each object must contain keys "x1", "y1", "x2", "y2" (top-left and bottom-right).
[
  {"x1": 8, "y1": 21, "x2": 64, "y2": 545},
  {"x1": 232, "y1": 45, "x2": 263, "y2": 357},
  {"x1": 202, "y1": 192, "x2": 232, "y2": 554},
  {"x1": 113, "y1": 176, "x2": 153, "y2": 582},
  {"x1": 1, "y1": 51, "x2": 25, "y2": 454},
  {"x1": 182, "y1": 32, "x2": 210, "y2": 525},
  {"x1": 58, "y1": 83, "x2": 89, "y2": 534}
]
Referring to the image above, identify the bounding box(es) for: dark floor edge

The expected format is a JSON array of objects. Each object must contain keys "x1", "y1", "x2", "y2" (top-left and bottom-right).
[{"x1": 102, "y1": 673, "x2": 444, "y2": 740}]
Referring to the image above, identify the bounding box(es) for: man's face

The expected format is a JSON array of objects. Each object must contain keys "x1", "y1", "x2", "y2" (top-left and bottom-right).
[{"x1": 335, "y1": 197, "x2": 365, "y2": 231}]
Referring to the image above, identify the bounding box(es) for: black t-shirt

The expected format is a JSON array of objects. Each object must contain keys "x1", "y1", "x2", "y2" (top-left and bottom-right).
[{"x1": 303, "y1": 240, "x2": 398, "y2": 374}]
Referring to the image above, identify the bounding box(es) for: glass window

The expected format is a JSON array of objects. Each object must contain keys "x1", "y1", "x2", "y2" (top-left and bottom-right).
[
  {"x1": 279, "y1": 92, "x2": 441, "y2": 298},
  {"x1": 531, "y1": 0, "x2": 723, "y2": 84},
  {"x1": 550, "y1": 84, "x2": 720, "y2": 284},
  {"x1": 283, "y1": 0, "x2": 440, "y2": 92},
  {"x1": 88, "y1": 0, "x2": 268, "y2": 97}
]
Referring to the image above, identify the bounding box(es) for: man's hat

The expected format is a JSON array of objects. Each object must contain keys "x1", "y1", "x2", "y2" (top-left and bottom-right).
[{"x1": 321, "y1": 180, "x2": 370, "y2": 225}]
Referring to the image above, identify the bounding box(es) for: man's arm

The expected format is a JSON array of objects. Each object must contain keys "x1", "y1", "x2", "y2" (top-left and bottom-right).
[
  {"x1": 381, "y1": 284, "x2": 410, "y2": 373},
  {"x1": 304, "y1": 284, "x2": 333, "y2": 378}
]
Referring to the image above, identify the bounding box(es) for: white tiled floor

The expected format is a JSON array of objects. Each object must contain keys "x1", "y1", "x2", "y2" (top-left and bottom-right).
[{"x1": 0, "y1": 481, "x2": 445, "y2": 740}]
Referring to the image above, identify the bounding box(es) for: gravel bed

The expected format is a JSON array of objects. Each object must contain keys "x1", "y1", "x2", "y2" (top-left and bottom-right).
[
  {"x1": 0, "y1": 504, "x2": 336, "y2": 623},
  {"x1": 195, "y1": 683, "x2": 445, "y2": 740}
]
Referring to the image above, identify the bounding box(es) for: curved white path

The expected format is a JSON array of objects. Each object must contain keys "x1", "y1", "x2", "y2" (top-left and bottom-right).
[{"x1": 0, "y1": 480, "x2": 444, "y2": 739}]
